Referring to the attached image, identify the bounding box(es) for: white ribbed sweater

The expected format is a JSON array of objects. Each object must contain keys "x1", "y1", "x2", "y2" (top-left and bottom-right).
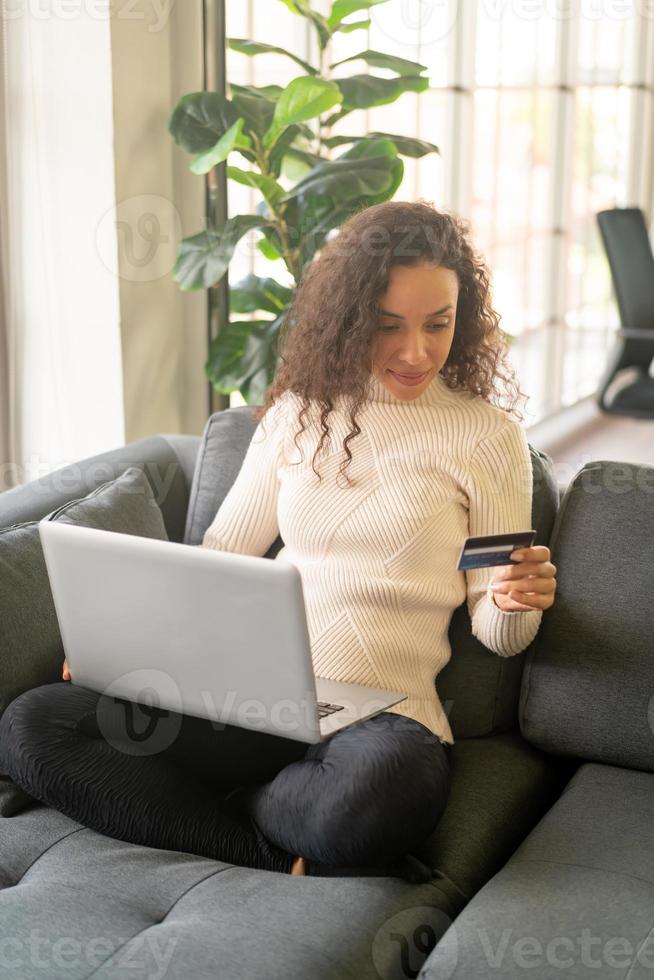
[{"x1": 202, "y1": 371, "x2": 543, "y2": 744}]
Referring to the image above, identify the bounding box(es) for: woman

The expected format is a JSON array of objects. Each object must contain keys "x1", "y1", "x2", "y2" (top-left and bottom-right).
[{"x1": 1, "y1": 200, "x2": 556, "y2": 882}]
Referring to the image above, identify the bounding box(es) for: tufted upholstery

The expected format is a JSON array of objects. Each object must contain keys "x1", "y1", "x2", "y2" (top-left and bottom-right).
[{"x1": 0, "y1": 788, "x2": 458, "y2": 980}]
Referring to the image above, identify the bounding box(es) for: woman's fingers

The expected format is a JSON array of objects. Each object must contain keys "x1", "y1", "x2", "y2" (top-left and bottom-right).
[
  {"x1": 491, "y1": 548, "x2": 558, "y2": 611},
  {"x1": 492, "y1": 570, "x2": 557, "y2": 611},
  {"x1": 492, "y1": 588, "x2": 552, "y2": 611},
  {"x1": 493, "y1": 576, "x2": 555, "y2": 595},
  {"x1": 511, "y1": 545, "x2": 550, "y2": 563},
  {"x1": 62, "y1": 658, "x2": 71, "y2": 681},
  {"x1": 503, "y1": 560, "x2": 557, "y2": 578}
]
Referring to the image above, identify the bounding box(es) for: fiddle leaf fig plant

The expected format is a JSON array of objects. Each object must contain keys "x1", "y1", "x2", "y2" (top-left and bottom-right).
[{"x1": 168, "y1": 0, "x2": 440, "y2": 404}]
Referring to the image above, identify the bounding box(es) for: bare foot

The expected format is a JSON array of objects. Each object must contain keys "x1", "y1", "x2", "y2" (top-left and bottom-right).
[{"x1": 290, "y1": 855, "x2": 307, "y2": 875}]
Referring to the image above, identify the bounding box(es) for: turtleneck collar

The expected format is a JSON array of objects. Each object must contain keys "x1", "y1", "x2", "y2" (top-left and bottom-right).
[{"x1": 364, "y1": 370, "x2": 448, "y2": 406}]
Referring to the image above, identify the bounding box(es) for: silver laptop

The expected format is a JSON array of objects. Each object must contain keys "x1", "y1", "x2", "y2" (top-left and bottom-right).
[{"x1": 38, "y1": 521, "x2": 406, "y2": 744}]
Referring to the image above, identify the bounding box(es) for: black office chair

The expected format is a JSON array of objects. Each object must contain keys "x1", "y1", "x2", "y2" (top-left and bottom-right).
[{"x1": 595, "y1": 207, "x2": 654, "y2": 418}]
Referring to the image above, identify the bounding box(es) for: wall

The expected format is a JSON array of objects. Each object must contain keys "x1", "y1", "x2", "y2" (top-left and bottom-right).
[{"x1": 110, "y1": 0, "x2": 208, "y2": 441}]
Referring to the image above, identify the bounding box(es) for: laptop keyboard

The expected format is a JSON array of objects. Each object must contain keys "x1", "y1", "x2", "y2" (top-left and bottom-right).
[{"x1": 317, "y1": 700, "x2": 345, "y2": 719}]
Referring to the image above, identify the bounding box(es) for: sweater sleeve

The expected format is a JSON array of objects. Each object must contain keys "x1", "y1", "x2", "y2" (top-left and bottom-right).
[
  {"x1": 201, "y1": 395, "x2": 289, "y2": 557},
  {"x1": 464, "y1": 418, "x2": 543, "y2": 657}
]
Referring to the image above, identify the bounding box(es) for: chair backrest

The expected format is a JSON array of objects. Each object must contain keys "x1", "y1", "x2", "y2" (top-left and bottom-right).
[
  {"x1": 597, "y1": 207, "x2": 654, "y2": 351},
  {"x1": 185, "y1": 405, "x2": 560, "y2": 740}
]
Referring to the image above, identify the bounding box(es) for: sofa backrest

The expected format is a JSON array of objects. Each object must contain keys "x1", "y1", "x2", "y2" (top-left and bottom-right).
[
  {"x1": 185, "y1": 406, "x2": 560, "y2": 740},
  {"x1": 520, "y1": 459, "x2": 654, "y2": 770},
  {"x1": 439, "y1": 444, "x2": 559, "y2": 736},
  {"x1": 0, "y1": 435, "x2": 199, "y2": 543}
]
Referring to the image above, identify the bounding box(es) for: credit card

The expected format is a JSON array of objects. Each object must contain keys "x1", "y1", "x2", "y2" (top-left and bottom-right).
[{"x1": 456, "y1": 530, "x2": 537, "y2": 571}]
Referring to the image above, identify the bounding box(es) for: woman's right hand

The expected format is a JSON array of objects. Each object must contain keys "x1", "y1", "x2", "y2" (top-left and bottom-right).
[{"x1": 62, "y1": 657, "x2": 71, "y2": 681}]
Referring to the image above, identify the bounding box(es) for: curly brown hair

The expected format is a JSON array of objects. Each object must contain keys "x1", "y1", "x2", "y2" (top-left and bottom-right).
[{"x1": 252, "y1": 198, "x2": 527, "y2": 488}]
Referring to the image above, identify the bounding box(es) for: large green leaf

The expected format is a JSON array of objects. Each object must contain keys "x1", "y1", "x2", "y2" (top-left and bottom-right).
[
  {"x1": 282, "y1": 139, "x2": 403, "y2": 269},
  {"x1": 284, "y1": 145, "x2": 325, "y2": 168},
  {"x1": 279, "y1": 151, "x2": 396, "y2": 204},
  {"x1": 327, "y1": 0, "x2": 389, "y2": 29},
  {"x1": 226, "y1": 166, "x2": 286, "y2": 208},
  {"x1": 331, "y1": 74, "x2": 429, "y2": 116},
  {"x1": 207, "y1": 315, "x2": 283, "y2": 401},
  {"x1": 335, "y1": 136, "x2": 405, "y2": 203},
  {"x1": 258, "y1": 236, "x2": 283, "y2": 261},
  {"x1": 173, "y1": 215, "x2": 270, "y2": 291},
  {"x1": 252, "y1": 202, "x2": 287, "y2": 265},
  {"x1": 231, "y1": 83, "x2": 284, "y2": 100},
  {"x1": 264, "y1": 77, "x2": 342, "y2": 149},
  {"x1": 336, "y1": 135, "x2": 397, "y2": 161},
  {"x1": 227, "y1": 38, "x2": 317, "y2": 76},
  {"x1": 330, "y1": 49, "x2": 427, "y2": 76},
  {"x1": 190, "y1": 119, "x2": 250, "y2": 175},
  {"x1": 168, "y1": 92, "x2": 240, "y2": 154},
  {"x1": 206, "y1": 319, "x2": 271, "y2": 393},
  {"x1": 323, "y1": 131, "x2": 440, "y2": 158},
  {"x1": 229, "y1": 83, "x2": 282, "y2": 139},
  {"x1": 229, "y1": 273, "x2": 294, "y2": 315},
  {"x1": 268, "y1": 124, "x2": 304, "y2": 178},
  {"x1": 280, "y1": 148, "x2": 320, "y2": 183}
]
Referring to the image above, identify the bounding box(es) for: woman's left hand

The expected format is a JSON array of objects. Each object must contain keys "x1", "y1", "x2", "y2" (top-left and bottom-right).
[{"x1": 490, "y1": 545, "x2": 557, "y2": 612}]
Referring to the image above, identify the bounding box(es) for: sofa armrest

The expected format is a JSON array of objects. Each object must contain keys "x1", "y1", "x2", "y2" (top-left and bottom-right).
[{"x1": 0, "y1": 434, "x2": 201, "y2": 544}]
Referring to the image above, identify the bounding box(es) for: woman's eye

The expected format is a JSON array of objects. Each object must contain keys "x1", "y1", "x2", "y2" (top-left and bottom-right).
[{"x1": 379, "y1": 322, "x2": 449, "y2": 331}]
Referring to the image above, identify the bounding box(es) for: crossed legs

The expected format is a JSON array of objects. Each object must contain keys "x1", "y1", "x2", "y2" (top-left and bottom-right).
[{"x1": 0, "y1": 683, "x2": 450, "y2": 875}]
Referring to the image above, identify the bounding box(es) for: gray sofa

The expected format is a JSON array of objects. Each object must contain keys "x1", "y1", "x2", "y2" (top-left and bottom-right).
[{"x1": 0, "y1": 403, "x2": 641, "y2": 979}]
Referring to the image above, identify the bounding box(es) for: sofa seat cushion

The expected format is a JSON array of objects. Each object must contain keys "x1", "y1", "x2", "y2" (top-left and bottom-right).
[
  {"x1": 421, "y1": 763, "x2": 654, "y2": 979},
  {"x1": 0, "y1": 788, "x2": 458, "y2": 980},
  {"x1": 0, "y1": 731, "x2": 567, "y2": 979},
  {"x1": 412, "y1": 729, "x2": 572, "y2": 903}
]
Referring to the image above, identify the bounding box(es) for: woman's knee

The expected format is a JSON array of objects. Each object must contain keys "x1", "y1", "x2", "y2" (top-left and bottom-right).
[
  {"x1": 0, "y1": 682, "x2": 95, "y2": 739},
  {"x1": 251, "y1": 713, "x2": 450, "y2": 862},
  {"x1": 320, "y1": 713, "x2": 447, "y2": 792}
]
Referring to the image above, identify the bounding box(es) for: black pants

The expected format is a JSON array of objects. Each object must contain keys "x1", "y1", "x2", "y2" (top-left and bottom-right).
[{"x1": 0, "y1": 682, "x2": 451, "y2": 876}]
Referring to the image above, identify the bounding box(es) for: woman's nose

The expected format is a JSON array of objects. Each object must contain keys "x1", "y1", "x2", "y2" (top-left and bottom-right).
[{"x1": 398, "y1": 331, "x2": 429, "y2": 362}]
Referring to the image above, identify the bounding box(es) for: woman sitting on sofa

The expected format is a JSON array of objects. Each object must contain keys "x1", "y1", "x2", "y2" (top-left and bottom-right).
[{"x1": 2, "y1": 199, "x2": 557, "y2": 882}]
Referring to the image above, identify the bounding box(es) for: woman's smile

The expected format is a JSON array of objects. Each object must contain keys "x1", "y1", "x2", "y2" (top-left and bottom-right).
[{"x1": 387, "y1": 369, "x2": 431, "y2": 387}]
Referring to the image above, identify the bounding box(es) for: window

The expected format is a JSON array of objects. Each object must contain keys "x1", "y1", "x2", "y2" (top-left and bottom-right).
[{"x1": 225, "y1": 1, "x2": 654, "y2": 424}]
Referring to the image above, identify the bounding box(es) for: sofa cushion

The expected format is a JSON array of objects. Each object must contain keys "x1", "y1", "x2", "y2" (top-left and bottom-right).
[
  {"x1": 411, "y1": 729, "x2": 572, "y2": 903},
  {"x1": 0, "y1": 728, "x2": 566, "y2": 980},
  {"x1": 183, "y1": 406, "x2": 263, "y2": 548},
  {"x1": 421, "y1": 763, "x2": 654, "y2": 979},
  {"x1": 0, "y1": 435, "x2": 199, "y2": 543},
  {"x1": 0, "y1": 791, "x2": 458, "y2": 980},
  {"x1": 184, "y1": 407, "x2": 559, "y2": 737},
  {"x1": 0, "y1": 467, "x2": 168, "y2": 718},
  {"x1": 520, "y1": 459, "x2": 654, "y2": 770}
]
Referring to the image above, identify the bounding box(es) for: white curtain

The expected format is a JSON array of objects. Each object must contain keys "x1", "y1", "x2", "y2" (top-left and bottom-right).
[{"x1": 0, "y1": 3, "x2": 124, "y2": 493}]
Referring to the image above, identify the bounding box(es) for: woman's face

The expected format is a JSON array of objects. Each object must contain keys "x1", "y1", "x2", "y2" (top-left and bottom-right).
[{"x1": 371, "y1": 262, "x2": 459, "y2": 401}]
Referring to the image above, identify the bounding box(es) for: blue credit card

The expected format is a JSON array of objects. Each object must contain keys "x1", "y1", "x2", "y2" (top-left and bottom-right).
[{"x1": 456, "y1": 530, "x2": 536, "y2": 571}]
